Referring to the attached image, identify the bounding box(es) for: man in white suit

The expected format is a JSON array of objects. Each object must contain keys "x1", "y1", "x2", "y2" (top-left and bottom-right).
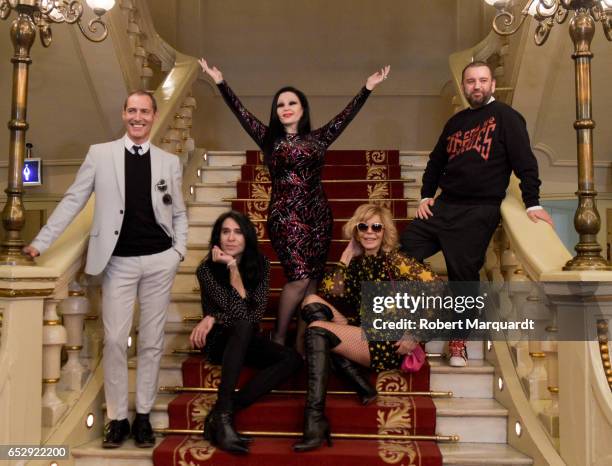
[{"x1": 24, "y1": 91, "x2": 188, "y2": 448}]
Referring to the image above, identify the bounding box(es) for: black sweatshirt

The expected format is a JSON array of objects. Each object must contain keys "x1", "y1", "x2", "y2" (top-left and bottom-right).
[{"x1": 421, "y1": 100, "x2": 541, "y2": 208}]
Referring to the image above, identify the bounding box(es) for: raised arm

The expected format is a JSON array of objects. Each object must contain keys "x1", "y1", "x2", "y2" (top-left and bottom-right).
[
  {"x1": 199, "y1": 58, "x2": 267, "y2": 148},
  {"x1": 312, "y1": 65, "x2": 390, "y2": 147}
]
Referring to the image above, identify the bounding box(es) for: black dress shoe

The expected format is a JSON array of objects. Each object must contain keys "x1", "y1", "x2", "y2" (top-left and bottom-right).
[
  {"x1": 132, "y1": 413, "x2": 155, "y2": 448},
  {"x1": 102, "y1": 419, "x2": 130, "y2": 448}
]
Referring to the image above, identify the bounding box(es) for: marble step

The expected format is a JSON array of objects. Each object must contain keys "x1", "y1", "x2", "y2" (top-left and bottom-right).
[
  {"x1": 113, "y1": 393, "x2": 506, "y2": 444},
  {"x1": 440, "y1": 443, "x2": 532, "y2": 465},
  {"x1": 430, "y1": 359, "x2": 494, "y2": 399},
  {"x1": 186, "y1": 221, "x2": 217, "y2": 246},
  {"x1": 148, "y1": 322, "x2": 194, "y2": 355},
  {"x1": 193, "y1": 183, "x2": 236, "y2": 203},
  {"x1": 72, "y1": 440, "x2": 531, "y2": 466},
  {"x1": 186, "y1": 201, "x2": 231, "y2": 222},
  {"x1": 434, "y1": 398, "x2": 507, "y2": 443},
  {"x1": 128, "y1": 355, "x2": 184, "y2": 390},
  {"x1": 183, "y1": 244, "x2": 208, "y2": 267},
  {"x1": 205, "y1": 150, "x2": 245, "y2": 167},
  {"x1": 167, "y1": 293, "x2": 203, "y2": 321},
  {"x1": 200, "y1": 166, "x2": 241, "y2": 183}
]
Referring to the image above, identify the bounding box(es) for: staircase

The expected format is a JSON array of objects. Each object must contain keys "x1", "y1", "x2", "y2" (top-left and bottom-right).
[{"x1": 71, "y1": 149, "x2": 533, "y2": 465}]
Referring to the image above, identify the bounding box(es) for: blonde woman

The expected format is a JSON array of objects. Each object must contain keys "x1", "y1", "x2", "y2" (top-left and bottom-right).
[{"x1": 294, "y1": 204, "x2": 438, "y2": 452}]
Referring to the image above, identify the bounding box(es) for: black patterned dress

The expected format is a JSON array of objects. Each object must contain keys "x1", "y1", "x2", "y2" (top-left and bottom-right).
[
  {"x1": 319, "y1": 250, "x2": 438, "y2": 372},
  {"x1": 217, "y1": 81, "x2": 371, "y2": 281}
]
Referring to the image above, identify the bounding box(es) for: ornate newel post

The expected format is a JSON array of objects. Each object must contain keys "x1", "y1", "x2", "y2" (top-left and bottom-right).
[
  {"x1": 563, "y1": 7, "x2": 609, "y2": 270},
  {"x1": 0, "y1": 3, "x2": 36, "y2": 265}
]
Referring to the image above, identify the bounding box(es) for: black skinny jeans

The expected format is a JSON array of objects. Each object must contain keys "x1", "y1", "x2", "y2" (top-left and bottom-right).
[{"x1": 206, "y1": 320, "x2": 303, "y2": 412}]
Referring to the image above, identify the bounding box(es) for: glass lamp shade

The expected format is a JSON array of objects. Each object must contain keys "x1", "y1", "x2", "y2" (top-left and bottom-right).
[
  {"x1": 484, "y1": 0, "x2": 511, "y2": 6},
  {"x1": 602, "y1": 0, "x2": 612, "y2": 8},
  {"x1": 528, "y1": 0, "x2": 556, "y2": 16},
  {"x1": 86, "y1": 0, "x2": 115, "y2": 11}
]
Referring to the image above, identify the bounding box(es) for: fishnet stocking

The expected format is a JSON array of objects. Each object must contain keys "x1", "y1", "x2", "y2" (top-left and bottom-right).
[{"x1": 309, "y1": 321, "x2": 371, "y2": 367}]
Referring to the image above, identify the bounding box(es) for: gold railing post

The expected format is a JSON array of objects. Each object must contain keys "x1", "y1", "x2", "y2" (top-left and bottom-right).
[
  {"x1": 0, "y1": 3, "x2": 37, "y2": 265},
  {"x1": 563, "y1": 8, "x2": 611, "y2": 270}
]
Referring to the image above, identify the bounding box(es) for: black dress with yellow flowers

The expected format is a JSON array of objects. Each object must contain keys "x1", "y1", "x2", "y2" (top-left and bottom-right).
[{"x1": 319, "y1": 249, "x2": 437, "y2": 372}]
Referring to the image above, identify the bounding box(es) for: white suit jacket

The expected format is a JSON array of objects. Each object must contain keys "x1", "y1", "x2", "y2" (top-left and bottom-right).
[{"x1": 32, "y1": 138, "x2": 188, "y2": 275}]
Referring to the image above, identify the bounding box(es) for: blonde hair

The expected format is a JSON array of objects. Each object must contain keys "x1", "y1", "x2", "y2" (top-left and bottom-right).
[{"x1": 342, "y1": 203, "x2": 398, "y2": 253}]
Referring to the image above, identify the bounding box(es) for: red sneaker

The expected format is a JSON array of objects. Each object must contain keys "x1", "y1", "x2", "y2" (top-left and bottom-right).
[{"x1": 448, "y1": 340, "x2": 468, "y2": 367}]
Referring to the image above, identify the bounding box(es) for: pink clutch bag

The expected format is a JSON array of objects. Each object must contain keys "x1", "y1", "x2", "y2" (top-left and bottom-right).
[{"x1": 400, "y1": 344, "x2": 426, "y2": 373}]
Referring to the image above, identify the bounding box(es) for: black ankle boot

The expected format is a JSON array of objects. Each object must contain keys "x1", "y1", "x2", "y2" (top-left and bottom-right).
[
  {"x1": 203, "y1": 409, "x2": 252, "y2": 445},
  {"x1": 202, "y1": 408, "x2": 249, "y2": 454},
  {"x1": 294, "y1": 326, "x2": 341, "y2": 452},
  {"x1": 331, "y1": 354, "x2": 377, "y2": 405}
]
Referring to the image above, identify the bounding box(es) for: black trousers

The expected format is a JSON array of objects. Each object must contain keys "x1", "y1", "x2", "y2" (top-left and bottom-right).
[
  {"x1": 206, "y1": 320, "x2": 303, "y2": 411},
  {"x1": 400, "y1": 200, "x2": 500, "y2": 340},
  {"x1": 400, "y1": 200, "x2": 500, "y2": 282}
]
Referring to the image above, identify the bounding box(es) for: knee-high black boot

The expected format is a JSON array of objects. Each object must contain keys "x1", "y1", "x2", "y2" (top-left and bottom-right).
[
  {"x1": 293, "y1": 326, "x2": 340, "y2": 452},
  {"x1": 302, "y1": 303, "x2": 377, "y2": 405},
  {"x1": 330, "y1": 354, "x2": 377, "y2": 405}
]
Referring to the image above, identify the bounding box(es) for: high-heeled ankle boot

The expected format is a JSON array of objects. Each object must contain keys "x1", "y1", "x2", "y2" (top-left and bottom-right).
[
  {"x1": 294, "y1": 326, "x2": 341, "y2": 452},
  {"x1": 203, "y1": 410, "x2": 252, "y2": 445},
  {"x1": 202, "y1": 408, "x2": 249, "y2": 454},
  {"x1": 301, "y1": 302, "x2": 377, "y2": 405}
]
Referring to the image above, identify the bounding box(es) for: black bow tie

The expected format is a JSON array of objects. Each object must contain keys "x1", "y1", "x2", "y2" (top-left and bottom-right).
[{"x1": 132, "y1": 145, "x2": 142, "y2": 155}]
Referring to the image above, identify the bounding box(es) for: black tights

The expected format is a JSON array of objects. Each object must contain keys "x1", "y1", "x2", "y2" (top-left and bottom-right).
[
  {"x1": 212, "y1": 320, "x2": 303, "y2": 411},
  {"x1": 273, "y1": 278, "x2": 318, "y2": 345}
]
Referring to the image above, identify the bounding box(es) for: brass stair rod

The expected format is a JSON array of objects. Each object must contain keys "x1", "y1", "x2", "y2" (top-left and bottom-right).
[
  {"x1": 171, "y1": 348, "x2": 446, "y2": 358},
  {"x1": 159, "y1": 386, "x2": 453, "y2": 398},
  {"x1": 154, "y1": 428, "x2": 459, "y2": 442},
  {"x1": 236, "y1": 179, "x2": 416, "y2": 183},
  {"x1": 223, "y1": 198, "x2": 418, "y2": 202}
]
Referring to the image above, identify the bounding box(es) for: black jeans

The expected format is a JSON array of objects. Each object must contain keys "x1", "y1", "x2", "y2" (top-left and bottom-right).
[{"x1": 206, "y1": 320, "x2": 303, "y2": 411}]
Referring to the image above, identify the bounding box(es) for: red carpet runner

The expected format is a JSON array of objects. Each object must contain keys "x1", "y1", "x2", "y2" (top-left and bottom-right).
[{"x1": 153, "y1": 150, "x2": 443, "y2": 465}]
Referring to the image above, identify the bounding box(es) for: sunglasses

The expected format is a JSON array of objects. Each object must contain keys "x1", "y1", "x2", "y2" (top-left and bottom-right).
[{"x1": 357, "y1": 222, "x2": 384, "y2": 233}]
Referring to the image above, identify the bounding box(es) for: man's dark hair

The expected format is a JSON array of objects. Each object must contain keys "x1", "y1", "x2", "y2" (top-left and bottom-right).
[
  {"x1": 123, "y1": 90, "x2": 158, "y2": 113},
  {"x1": 461, "y1": 61, "x2": 495, "y2": 82}
]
